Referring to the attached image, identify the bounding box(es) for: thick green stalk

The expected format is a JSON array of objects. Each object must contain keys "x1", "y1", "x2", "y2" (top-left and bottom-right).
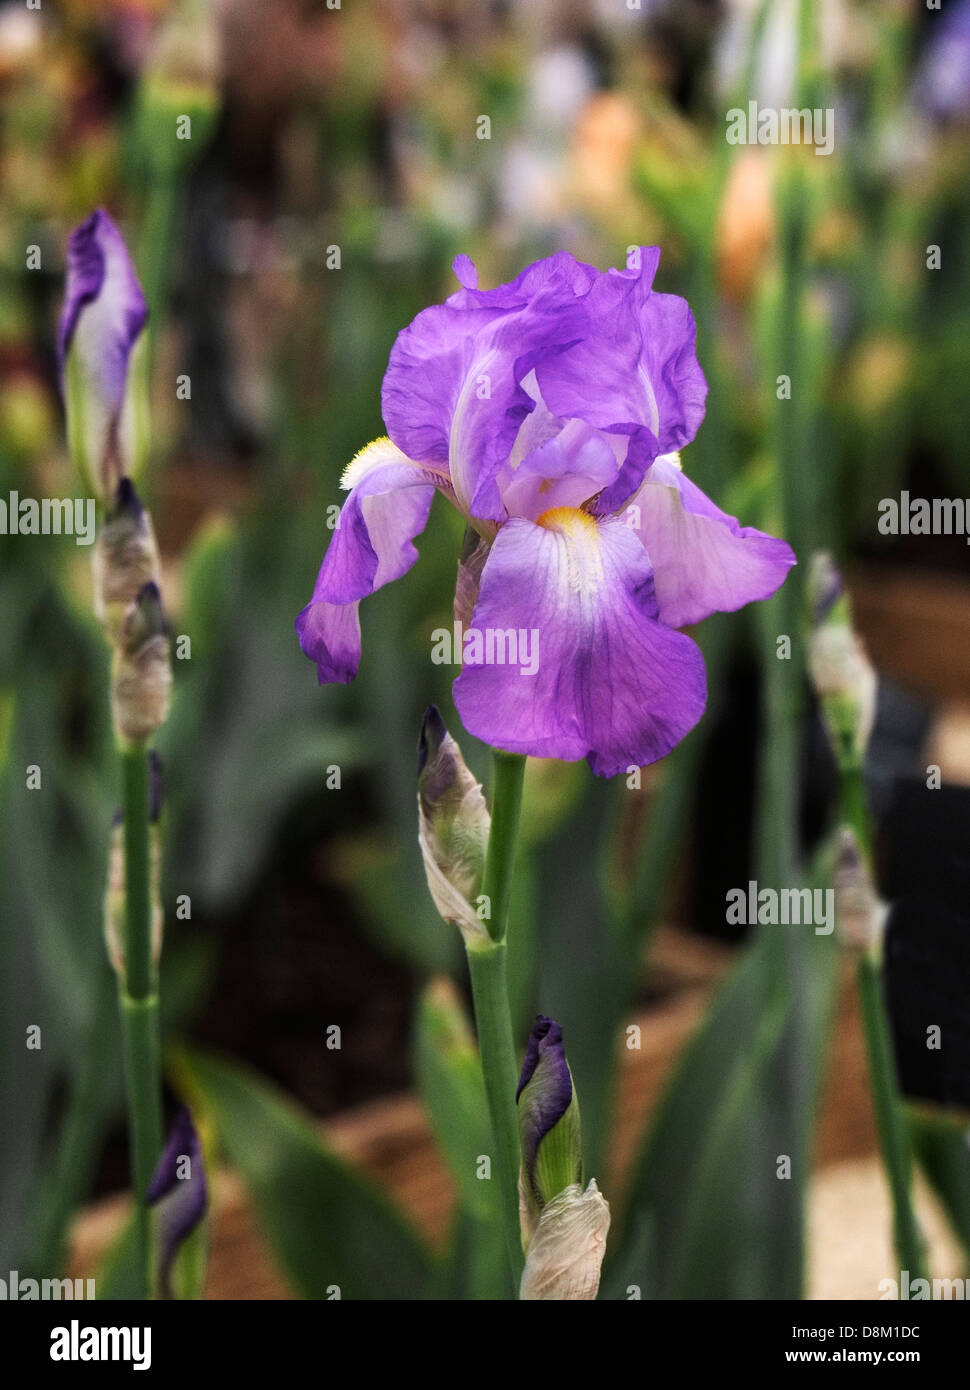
[
  {"x1": 137, "y1": 176, "x2": 179, "y2": 342},
  {"x1": 466, "y1": 940, "x2": 524, "y2": 1288},
  {"x1": 856, "y1": 952, "x2": 926, "y2": 1282},
  {"x1": 465, "y1": 750, "x2": 527, "y2": 1288},
  {"x1": 121, "y1": 748, "x2": 154, "y2": 997},
  {"x1": 118, "y1": 744, "x2": 163, "y2": 1298},
  {"x1": 834, "y1": 752, "x2": 923, "y2": 1279},
  {"x1": 481, "y1": 751, "x2": 526, "y2": 944},
  {"x1": 837, "y1": 760, "x2": 872, "y2": 860}
]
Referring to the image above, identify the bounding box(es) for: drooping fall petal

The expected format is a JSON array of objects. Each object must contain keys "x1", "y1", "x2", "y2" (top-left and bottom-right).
[
  {"x1": 623, "y1": 454, "x2": 796, "y2": 629},
  {"x1": 295, "y1": 438, "x2": 443, "y2": 682},
  {"x1": 454, "y1": 509, "x2": 707, "y2": 776}
]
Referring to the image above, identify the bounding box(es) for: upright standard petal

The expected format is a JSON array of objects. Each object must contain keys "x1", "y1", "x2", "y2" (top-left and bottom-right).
[
  {"x1": 295, "y1": 438, "x2": 441, "y2": 683},
  {"x1": 381, "y1": 253, "x2": 597, "y2": 523},
  {"x1": 533, "y1": 247, "x2": 707, "y2": 486},
  {"x1": 146, "y1": 1106, "x2": 208, "y2": 1299},
  {"x1": 626, "y1": 454, "x2": 796, "y2": 629},
  {"x1": 59, "y1": 208, "x2": 148, "y2": 497},
  {"x1": 453, "y1": 508, "x2": 707, "y2": 777}
]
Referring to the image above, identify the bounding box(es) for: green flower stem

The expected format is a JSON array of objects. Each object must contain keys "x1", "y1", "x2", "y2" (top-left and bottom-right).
[
  {"x1": 465, "y1": 749, "x2": 527, "y2": 1290},
  {"x1": 837, "y1": 760, "x2": 872, "y2": 860},
  {"x1": 481, "y1": 751, "x2": 526, "y2": 944},
  {"x1": 118, "y1": 743, "x2": 163, "y2": 1299},
  {"x1": 138, "y1": 175, "x2": 179, "y2": 338},
  {"x1": 834, "y1": 753, "x2": 924, "y2": 1280},
  {"x1": 856, "y1": 951, "x2": 926, "y2": 1282},
  {"x1": 466, "y1": 940, "x2": 523, "y2": 1288},
  {"x1": 121, "y1": 747, "x2": 154, "y2": 997}
]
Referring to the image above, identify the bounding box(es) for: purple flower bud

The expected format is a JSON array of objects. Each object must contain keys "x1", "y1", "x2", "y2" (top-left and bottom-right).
[
  {"x1": 59, "y1": 209, "x2": 148, "y2": 498},
  {"x1": 808, "y1": 550, "x2": 844, "y2": 624},
  {"x1": 146, "y1": 1107, "x2": 208, "y2": 1299},
  {"x1": 517, "y1": 1016, "x2": 582, "y2": 1239}
]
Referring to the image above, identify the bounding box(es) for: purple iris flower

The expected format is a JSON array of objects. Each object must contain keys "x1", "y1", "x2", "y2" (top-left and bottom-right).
[
  {"x1": 59, "y1": 208, "x2": 148, "y2": 498},
  {"x1": 297, "y1": 249, "x2": 794, "y2": 776},
  {"x1": 146, "y1": 1106, "x2": 207, "y2": 1298}
]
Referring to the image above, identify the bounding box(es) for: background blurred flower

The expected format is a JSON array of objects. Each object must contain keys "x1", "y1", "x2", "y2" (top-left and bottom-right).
[
  {"x1": 716, "y1": 149, "x2": 775, "y2": 302},
  {"x1": 915, "y1": 0, "x2": 970, "y2": 123}
]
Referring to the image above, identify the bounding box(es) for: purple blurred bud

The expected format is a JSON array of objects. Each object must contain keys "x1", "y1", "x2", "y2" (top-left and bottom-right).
[{"x1": 146, "y1": 1107, "x2": 208, "y2": 1299}]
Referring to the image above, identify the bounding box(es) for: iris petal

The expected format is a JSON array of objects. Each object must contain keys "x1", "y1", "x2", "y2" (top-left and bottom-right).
[
  {"x1": 295, "y1": 438, "x2": 442, "y2": 683},
  {"x1": 381, "y1": 254, "x2": 598, "y2": 523},
  {"x1": 453, "y1": 508, "x2": 707, "y2": 776},
  {"x1": 628, "y1": 454, "x2": 797, "y2": 628},
  {"x1": 534, "y1": 247, "x2": 707, "y2": 476}
]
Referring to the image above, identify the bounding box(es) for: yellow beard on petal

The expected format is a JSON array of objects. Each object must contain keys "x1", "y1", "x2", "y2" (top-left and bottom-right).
[
  {"x1": 340, "y1": 435, "x2": 454, "y2": 495},
  {"x1": 340, "y1": 436, "x2": 402, "y2": 490},
  {"x1": 535, "y1": 505, "x2": 598, "y2": 537},
  {"x1": 534, "y1": 506, "x2": 604, "y2": 595}
]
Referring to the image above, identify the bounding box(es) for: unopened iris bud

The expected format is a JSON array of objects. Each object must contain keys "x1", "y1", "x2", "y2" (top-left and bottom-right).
[
  {"x1": 59, "y1": 209, "x2": 149, "y2": 499},
  {"x1": 93, "y1": 479, "x2": 162, "y2": 641},
  {"x1": 417, "y1": 705, "x2": 490, "y2": 946},
  {"x1": 112, "y1": 582, "x2": 172, "y2": 746},
  {"x1": 834, "y1": 826, "x2": 887, "y2": 956},
  {"x1": 517, "y1": 1016, "x2": 584, "y2": 1240},
  {"x1": 146, "y1": 1106, "x2": 208, "y2": 1300},
  {"x1": 809, "y1": 549, "x2": 844, "y2": 624},
  {"x1": 808, "y1": 552, "x2": 877, "y2": 767},
  {"x1": 516, "y1": 1015, "x2": 609, "y2": 1300},
  {"x1": 519, "y1": 1180, "x2": 611, "y2": 1301}
]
